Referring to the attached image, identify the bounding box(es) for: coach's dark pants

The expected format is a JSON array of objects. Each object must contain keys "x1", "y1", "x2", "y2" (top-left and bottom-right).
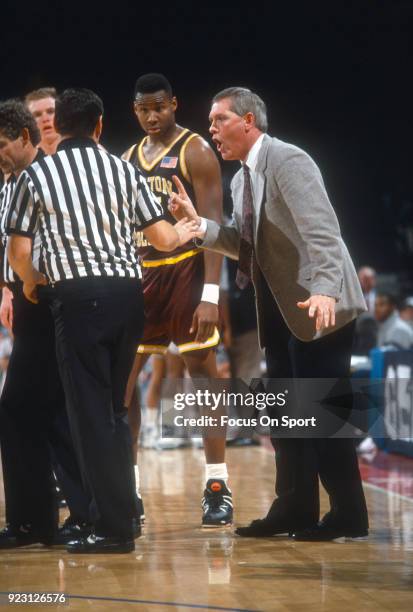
[
  {"x1": 261, "y1": 275, "x2": 368, "y2": 530},
  {"x1": 43, "y1": 277, "x2": 144, "y2": 539},
  {"x1": 0, "y1": 282, "x2": 88, "y2": 536}
]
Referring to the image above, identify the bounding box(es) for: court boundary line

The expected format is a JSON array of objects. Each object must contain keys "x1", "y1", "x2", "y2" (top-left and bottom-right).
[
  {"x1": 0, "y1": 592, "x2": 260, "y2": 612},
  {"x1": 362, "y1": 481, "x2": 413, "y2": 504}
]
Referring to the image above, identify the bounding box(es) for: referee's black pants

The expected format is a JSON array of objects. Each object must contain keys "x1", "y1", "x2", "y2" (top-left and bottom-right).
[
  {"x1": 261, "y1": 275, "x2": 368, "y2": 531},
  {"x1": 0, "y1": 282, "x2": 88, "y2": 536},
  {"x1": 42, "y1": 277, "x2": 144, "y2": 539}
]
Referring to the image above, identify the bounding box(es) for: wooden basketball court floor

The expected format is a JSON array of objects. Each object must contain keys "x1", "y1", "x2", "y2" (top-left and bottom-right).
[{"x1": 1, "y1": 443, "x2": 412, "y2": 611}]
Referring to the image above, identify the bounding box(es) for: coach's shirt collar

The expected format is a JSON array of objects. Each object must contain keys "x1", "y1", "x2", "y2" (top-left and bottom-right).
[
  {"x1": 57, "y1": 137, "x2": 98, "y2": 151},
  {"x1": 244, "y1": 133, "x2": 265, "y2": 172}
]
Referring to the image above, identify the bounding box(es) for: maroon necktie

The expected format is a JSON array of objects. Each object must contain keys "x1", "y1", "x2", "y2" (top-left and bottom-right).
[{"x1": 236, "y1": 164, "x2": 254, "y2": 289}]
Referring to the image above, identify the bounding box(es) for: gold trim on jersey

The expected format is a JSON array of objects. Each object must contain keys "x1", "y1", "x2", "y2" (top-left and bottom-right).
[
  {"x1": 179, "y1": 133, "x2": 200, "y2": 183},
  {"x1": 137, "y1": 344, "x2": 168, "y2": 355},
  {"x1": 137, "y1": 327, "x2": 220, "y2": 355},
  {"x1": 122, "y1": 144, "x2": 137, "y2": 163},
  {"x1": 178, "y1": 327, "x2": 220, "y2": 353},
  {"x1": 141, "y1": 248, "x2": 201, "y2": 268},
  {"x1": 137, "y1": 129, "x2": 190, "y2": 172}
]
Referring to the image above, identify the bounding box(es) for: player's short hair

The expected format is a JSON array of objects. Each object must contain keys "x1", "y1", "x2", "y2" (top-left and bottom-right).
[
  {"x1": 0, "y1": 99, "x2": 41, "y2": 146},
  {"x1": 55, "y1": 88, "x2": 104, "y2": 137},
  {"x1": 25, "y1": 87, "x2": 57, "y2": 105},
  {"x1": 212, "y1": 87, "x2": 268, "y2": 132},
  {"x1": 134, "y1": 73, "x2": 173, "y2": 99}
]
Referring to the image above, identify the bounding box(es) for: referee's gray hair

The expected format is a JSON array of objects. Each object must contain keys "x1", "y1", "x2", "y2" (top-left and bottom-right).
[{"x1": 212, "y1": 87, "x2": 268, "y2": 132}]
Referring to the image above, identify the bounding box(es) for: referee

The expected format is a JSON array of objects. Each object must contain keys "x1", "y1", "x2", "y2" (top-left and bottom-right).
[
  {"x1": 6, "y1": 88, "x2": 199, "y2": 554},
  {"x1": 0, "y1": 100, "x2": 89, "y2": 549}
]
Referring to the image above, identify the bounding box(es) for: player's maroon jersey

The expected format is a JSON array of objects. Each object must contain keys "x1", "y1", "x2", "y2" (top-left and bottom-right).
[{"x1": 123, "y1": 128, "x2": 198, "y2": 261}]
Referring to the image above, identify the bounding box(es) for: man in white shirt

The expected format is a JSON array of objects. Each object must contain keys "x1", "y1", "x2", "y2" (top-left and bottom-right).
[
  {"x1": 358, "y1": 266, "x2": 376, "y2": 314},
  {"x1": 169, "y1": 86, "x2": 368, "y2": 542}
]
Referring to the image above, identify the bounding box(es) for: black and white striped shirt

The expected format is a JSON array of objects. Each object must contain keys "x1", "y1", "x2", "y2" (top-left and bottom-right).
[
  {"x1": 0, "y1": 151, "x2": 46, "y2": 284},
  {"x1": 0, "y1": 175, "x2": 17, "y2": 283},
  {"x1": 6, "y1": 138, "x2": 165, "y2": 283}
]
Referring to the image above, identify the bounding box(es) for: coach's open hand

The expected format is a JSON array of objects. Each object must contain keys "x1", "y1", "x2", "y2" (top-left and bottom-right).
[
  {"x1": 297, "y1": 295, "x2": 336, "y2": 331},
  {"x1": 169, "y1": 175, "x2": 201, "y2": 224},
  {"x1": 173, "y1": 217, "x2": 204, "y2": 246}
]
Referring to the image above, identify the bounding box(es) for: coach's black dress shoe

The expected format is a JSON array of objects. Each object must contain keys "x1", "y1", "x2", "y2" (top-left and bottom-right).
[
  {"x1": 235, "y1": 518, "x2": 296, "y2": 537},
  {"x1": 66, "y1": 533, "x2": 135, "y2": 554},
  {"x1": 236, "y1": 512, "x2": 318, "y2": 537},
  {"x1": 292, "y1": 524, "x2": 368, "y2": 541},
  {"x1": 0, "y1": 524, "x2": 54, "y2": 549}
]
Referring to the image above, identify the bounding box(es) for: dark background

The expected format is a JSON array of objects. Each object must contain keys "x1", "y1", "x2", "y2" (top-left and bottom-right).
[{"x1": 2, "y1": 2, "x2": 412, "y2": 281}]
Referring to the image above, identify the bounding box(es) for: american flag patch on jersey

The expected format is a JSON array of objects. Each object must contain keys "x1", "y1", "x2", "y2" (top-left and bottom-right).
[{"x1": 160, "y1": 156, "x2": 178, "y2": 168}]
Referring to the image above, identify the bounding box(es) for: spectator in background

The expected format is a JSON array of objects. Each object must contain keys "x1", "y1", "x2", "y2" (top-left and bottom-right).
[
  {"x1": 357, "y1": 289, "x2": 413, "y2": 458},
  {"x1": 220, "y1": 257, "x2": 263, "y2": 446},
  {"x1": 224, "y1": 257, "x2": 263, "y2": 383},
  {"x1": 375, "y1": 291, "x2": 413, "y2": 349},
  {"x1": 399, "y1": 297, "x2": 413, "y2": 331},
  {"x1": 358, "y1": 266, "x2": 376, "y2": 314},
  {"x1": 25, "y1": 87, "x2": 60, "y2": 155}
]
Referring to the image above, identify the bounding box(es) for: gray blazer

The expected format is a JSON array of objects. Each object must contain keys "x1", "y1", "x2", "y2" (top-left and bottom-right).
[{"x1": 201, "y1": 134, "x2": 366, "y2": 345}]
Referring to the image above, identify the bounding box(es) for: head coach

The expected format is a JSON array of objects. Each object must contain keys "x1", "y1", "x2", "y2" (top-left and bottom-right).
[
  {"x1": 6, "y1": 88, "x2": 199, "y2": 553},
  {"x1": 170, "y1": 86, "x2": 369, "y2": 542}
]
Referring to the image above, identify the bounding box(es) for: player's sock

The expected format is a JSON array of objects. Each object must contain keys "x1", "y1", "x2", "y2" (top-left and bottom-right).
[
  {"x1": 205, "y1": 463, "x2": 229, "y2": 485},
  {"x1": 141, "y1": 406, "x2": 159, "y2": 449},
  {"x1": 146, "y1": 406, "x2": 158, "y2": 425}
]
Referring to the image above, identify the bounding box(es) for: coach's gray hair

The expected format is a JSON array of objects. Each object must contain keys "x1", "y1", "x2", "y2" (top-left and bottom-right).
[{"x1": 212, "y1": 87, "x2": 268, "y2": 132}]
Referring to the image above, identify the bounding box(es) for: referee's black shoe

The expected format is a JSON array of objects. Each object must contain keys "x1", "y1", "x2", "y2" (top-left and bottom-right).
[
  {"x1": 0, "y1": 524, "x2": 54, "y2": 548},
  {"x1": 202, "y1": 479, "x2": 233, "y2": 527},
  {"x1": 66, "y1": 533, "x2": 135, "y2": 554},
  {"x1": 53, "y1": 517, "x2": 91, "y2": 545}
]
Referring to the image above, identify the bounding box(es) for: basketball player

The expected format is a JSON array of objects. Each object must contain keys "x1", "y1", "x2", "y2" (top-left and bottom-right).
[{"x1": 123, "y1": 74, "x2": 232, "y2": 527}]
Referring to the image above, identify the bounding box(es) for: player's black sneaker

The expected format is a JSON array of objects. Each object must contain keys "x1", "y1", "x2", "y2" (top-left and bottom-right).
[{"x1": 202, "y1": 479, "x2": 233, "y2": 527}]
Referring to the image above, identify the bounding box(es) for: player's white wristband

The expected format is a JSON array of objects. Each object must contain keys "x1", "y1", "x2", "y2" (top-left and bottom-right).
[{"x1": 201, "y1": 283, "x2": 219, "y2": 305}]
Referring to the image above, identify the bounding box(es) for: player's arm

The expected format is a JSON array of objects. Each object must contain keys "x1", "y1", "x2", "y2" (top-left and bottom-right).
[{"x1": 185, "y1": 137, "x2": 223, "y2": 343}]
